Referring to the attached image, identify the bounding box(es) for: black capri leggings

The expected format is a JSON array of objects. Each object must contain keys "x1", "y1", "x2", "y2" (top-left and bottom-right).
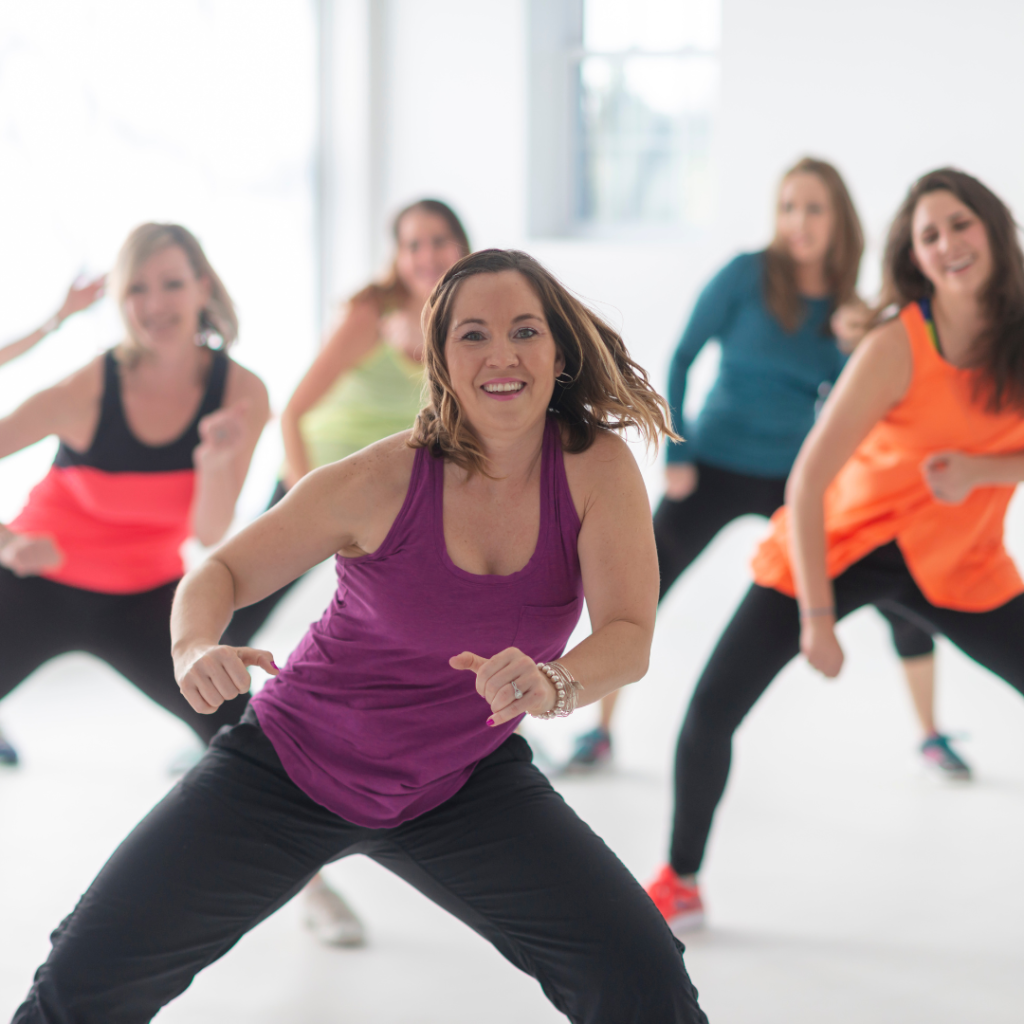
[
  {"x1": 0, "y1": 567, "x2": 248, "y2": 745},
  {"x1": 671, "y1": 541, "x2": 1024, "y2": 876},
  {"x1": 13, "y1": 710, "x2": 708, "y2": 1024},
  {"x1": 654, "y1": 461, "x2": 935, "y2": 658},
  {"x1": 0, "y1": 555, "x2": 281, "y2": 746}
]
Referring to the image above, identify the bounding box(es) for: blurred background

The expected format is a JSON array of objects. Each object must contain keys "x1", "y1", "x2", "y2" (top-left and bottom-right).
[{"x1": 2, "y1": 2, "x2": 1024, "y2": 1022}]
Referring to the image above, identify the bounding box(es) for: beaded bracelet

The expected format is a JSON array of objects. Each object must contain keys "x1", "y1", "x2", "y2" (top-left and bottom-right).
[{"x1": 532, "y1": 661, "x2": 583, "y2": 719}]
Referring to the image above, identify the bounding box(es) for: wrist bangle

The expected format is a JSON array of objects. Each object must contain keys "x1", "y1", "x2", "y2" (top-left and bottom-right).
[
  {"x1": 799, "y1": 606, "x2": 836, "y2": 619},
  {"x1": 532, "y1": 661, "x2": 584, "y2": 719}
]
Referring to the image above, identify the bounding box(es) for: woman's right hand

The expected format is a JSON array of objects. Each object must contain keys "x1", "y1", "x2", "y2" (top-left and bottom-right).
[
  {"x1": 0, "y1": 532, "x2": 64, "y2": 576},
  {"x1": 800, "y1": 618, "x2": 844, "y2": 678},
  {"x1": 174, "y1": 644, "x2": 279, "y2": 714},
  {"x1": 664, "y1": 463, "x2": 698, "y2": 501},
  {"x1": 58, "y1": 275, "x2": 106, "y2": 322}
]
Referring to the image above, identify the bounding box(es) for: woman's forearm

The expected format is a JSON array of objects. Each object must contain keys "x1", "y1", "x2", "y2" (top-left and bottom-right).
[
  {"x1": 170, "y1": 558, "x2": 237, "y2": 665},
  {"x1": 787, "y1": 475, "x2": 835, "y2": 616},
  {"x1": 191, "y1": 461, "x2": 244, "y2": 546},
  {"x1": 971, "y1": 452, "x2": 1024, "y2": 486},
  {"x1": 557, "y1": 619, "x2": 652, "y2": 706},
  {"x1": 280, "y1": 407, "x2": 311, "y2": 489}
]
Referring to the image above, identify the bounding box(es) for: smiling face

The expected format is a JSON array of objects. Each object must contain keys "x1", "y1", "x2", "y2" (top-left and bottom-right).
[
  {"x1": 910, "y1": 189, "x2": 993, "y2": 300},
  {"x1": 444, "y1": 270, "x2": 565, "y2": 440},
  {"x1": 776, "y1": 172, "x2": 836, "y2": 267},
  {"x1": 394, "y1": 209, "x2": 465, "y2": 303},
  {"x1": 122, "y1": 244, "x2": 211, "y2": 352}
]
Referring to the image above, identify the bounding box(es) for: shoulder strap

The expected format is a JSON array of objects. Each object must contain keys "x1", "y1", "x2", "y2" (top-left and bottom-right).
[{"x1": 195, "y1": 348, "x2": 229, "y2": 419}]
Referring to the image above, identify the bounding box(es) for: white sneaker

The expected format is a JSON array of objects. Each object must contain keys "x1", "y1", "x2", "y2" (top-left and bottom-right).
[{"x1": 303, "y1": 878, "x2": 367, "y2": 947}]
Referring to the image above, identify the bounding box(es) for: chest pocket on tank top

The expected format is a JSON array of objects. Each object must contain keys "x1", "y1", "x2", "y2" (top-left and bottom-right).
[{"x1": 511, "y1": 598, "x2": 584, "y2": 658}]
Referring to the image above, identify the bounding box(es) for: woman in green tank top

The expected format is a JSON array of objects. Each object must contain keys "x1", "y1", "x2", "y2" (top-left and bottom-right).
[
  {"x1": 222, "y1": 200, "x2": 469, "y2": 949},
  {"x1": 281, "y1": 199, "x2": 470, "y2": 485}
]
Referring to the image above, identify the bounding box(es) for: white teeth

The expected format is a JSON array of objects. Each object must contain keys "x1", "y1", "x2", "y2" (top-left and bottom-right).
[
  {"x1": 483, "y1": 382, "x2": 525, "y2": 393},
  {"x1": 948, "y1": 256, "x2": 974, "y2": 272}
]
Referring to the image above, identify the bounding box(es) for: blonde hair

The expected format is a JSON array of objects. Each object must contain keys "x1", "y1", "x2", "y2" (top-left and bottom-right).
[
  {"x1": 112, "y1": 223, "x2": 238, "y2": 352},
  {"x1": 409, "y1": 249, "x2": 677, "y2": 475}
]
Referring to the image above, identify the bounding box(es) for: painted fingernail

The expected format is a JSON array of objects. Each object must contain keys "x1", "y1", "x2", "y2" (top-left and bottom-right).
[
  {"x1": 486, "y1": 717, "x2": 495, "y2": 727},
  {"x1": 271, "y1": 661, "x2": 280, "y2": 671}
]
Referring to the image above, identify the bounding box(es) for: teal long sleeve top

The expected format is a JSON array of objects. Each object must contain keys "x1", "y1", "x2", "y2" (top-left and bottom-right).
[{"x1": 666, "y1": 251, "x2": 847, "y2": 478}]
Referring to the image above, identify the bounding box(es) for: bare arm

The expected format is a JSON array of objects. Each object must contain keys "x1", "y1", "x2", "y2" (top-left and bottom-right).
[
  {"x1": 190, "y1": 362, "x2": 270, "y2": 546},
  {"x1": 0, "y1": 276, "x2": 106, "y2": 368},
  {"x1": 171, "y1": 435, "x2": 414, "y2": 712},
  {"x1": 786, "y1": 320, "x2": 912, "y2": 676},
  {"x1": 280, "y1": 298, "x2": 381, "y2": 487},
  {"x1": 455, "y1": 432, "x2": 660, "y2": 726}
]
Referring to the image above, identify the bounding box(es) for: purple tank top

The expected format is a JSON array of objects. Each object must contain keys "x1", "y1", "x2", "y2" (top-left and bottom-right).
[{"x1": 251, "y1": 415, "x2": 584, "y2": 827}]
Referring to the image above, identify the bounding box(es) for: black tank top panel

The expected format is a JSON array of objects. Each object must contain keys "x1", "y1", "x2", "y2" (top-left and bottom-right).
[{"x1": 54, "y1": 348, "x2": 229, "y2": 473}]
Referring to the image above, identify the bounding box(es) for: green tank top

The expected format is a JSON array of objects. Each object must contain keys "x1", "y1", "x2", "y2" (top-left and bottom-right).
[{"x1": 299, "y1": 343, "x2": 425, "y2": 469}]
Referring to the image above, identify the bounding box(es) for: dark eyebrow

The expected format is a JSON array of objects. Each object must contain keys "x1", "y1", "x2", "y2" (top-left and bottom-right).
[{"x1": 512, "y1": 313, "x2": 543, "y2": 323}]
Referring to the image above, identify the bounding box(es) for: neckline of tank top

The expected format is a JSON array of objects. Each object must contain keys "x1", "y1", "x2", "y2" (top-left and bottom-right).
[
  {"x1": 104, "y1": 346, "x2": 228, "y2": 454},
  {"x1": 913, "y1": 297, "x2": 979, "y2": 373},
  {"x1": 336, "y1": 416, "x2": 577, "y2": 585},
  {"x1": 433, "y1": 416, "x2": 576, "y2": 586}
]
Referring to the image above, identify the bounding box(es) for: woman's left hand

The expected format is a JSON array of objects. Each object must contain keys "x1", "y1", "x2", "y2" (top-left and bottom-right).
[
  {"x1": 830, "y1": 299, "x2": 872, "y2": 353},
  {"x1": 194, "y1": 402, "x2": 249, "y2": 471},
  {"x1": 921, "y1": 451, "x2": 980, "y2": 505},
  {"x1": 450, "y1": 647, "x2": 556, "y2": 726}
]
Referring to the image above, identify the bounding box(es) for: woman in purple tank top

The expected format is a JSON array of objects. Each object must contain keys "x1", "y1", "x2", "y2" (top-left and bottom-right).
[{"x1": 13, "y1": 251, "x2": 708, "y2": 1024}]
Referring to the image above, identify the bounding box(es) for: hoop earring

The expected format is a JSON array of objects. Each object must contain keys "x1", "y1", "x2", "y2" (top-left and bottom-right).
[{"x1": 555, "y1": 372, "x2": 573, "y2": 385}]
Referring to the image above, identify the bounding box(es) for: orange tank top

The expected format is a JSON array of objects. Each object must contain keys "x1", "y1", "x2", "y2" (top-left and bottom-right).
[{"x1": 752, "y1": 302, "x2": 1024, "y2": 611}]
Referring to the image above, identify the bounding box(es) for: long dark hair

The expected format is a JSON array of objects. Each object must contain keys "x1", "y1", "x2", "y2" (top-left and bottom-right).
[
  {"x1": 409, "y1": 249, "x2": 676, "y2": 475},
  {"x1": 878, "y1": 168, "x2": 1024, "y2": 413},
  {"x1": 763, "y1": 157, "x2": 863, "y2": 331},
  {"x1": 351, "y1": 199, "x2": 470, "y2": 314}
]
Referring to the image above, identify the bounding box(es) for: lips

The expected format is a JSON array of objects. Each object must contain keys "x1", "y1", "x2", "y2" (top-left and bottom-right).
[{"x1": 946, "y1": 254, "x2": 975, "y2": 273}]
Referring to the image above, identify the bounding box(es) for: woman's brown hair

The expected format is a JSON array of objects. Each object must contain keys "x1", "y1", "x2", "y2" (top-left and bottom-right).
[
  {"x1": 409, "y1": 249, "x2": 677, "y2": 474},
  {"x1": 351, "y1": 199, "x2": 470, "y2": 314},
  {"x1": 113, "y1": 223, "x2": 237, "y2": 354},
  {"x1": 877, "y1": 167, "x2": 1024, "y2": 413},
  {"x1": 763, "y1": 157, "x2": 864, "y2": 331}
]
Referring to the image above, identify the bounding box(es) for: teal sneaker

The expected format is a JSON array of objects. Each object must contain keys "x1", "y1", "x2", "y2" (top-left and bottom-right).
[
  {"x1": 921, "y1": 733, "x2": 971, "y2": 781},
  {"x1": 0, "y1": 728, "x2": 18, "y2": 767},
  {"x1": 563, "y1": 727, "x2": 612, "y2": 773}
]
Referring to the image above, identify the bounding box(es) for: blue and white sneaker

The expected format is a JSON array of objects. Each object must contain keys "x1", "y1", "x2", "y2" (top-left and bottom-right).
[
  {"x1": 0, "y1": 728, "x2": 19, "y2": 767},
  {"x1": 921, "y1": 733, "x2": 971, "y2": 781},
  {"x1": 563, "y1": 727, "x2": 613, "y2": 774}
]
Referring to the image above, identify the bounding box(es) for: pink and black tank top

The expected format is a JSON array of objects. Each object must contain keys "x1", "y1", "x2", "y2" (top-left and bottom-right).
[
  {"x1": 252, "y1": 415, "x2": 585, "y2": 828},
  {"x1": 10, "y1": 348, "x2": 228, "y2": 594}
]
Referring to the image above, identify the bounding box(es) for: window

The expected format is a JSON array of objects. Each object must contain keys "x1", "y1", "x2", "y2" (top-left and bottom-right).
[{"x1": 529, "y1": 0, "x2": 720, "y2": 235}]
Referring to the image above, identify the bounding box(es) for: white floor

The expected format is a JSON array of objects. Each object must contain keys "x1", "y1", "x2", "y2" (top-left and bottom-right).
[{"x1": 2, "y1": 520, "x2": 1024, "y2": 1023}]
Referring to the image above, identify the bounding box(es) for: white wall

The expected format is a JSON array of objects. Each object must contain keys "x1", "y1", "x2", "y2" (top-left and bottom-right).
[{"x1": 340, "y1": 0, "x2": 1024, "y2": 439}]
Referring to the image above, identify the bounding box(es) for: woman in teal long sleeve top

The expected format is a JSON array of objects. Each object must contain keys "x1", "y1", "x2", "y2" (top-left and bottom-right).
[{"x1": 567, "y1": 158, "x2": 969, "y2": 787}]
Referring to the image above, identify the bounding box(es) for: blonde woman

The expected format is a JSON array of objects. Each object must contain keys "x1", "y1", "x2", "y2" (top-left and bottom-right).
[
  {"x1": 0, "y1": 223, "x2": 268, "y2": 764},
  {"x1": 13, "y1": 250, "x2": 708, "y2": 1024}
]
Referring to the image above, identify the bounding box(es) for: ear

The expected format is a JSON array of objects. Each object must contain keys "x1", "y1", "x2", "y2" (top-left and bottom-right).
[
  {"x1": 554, "y1": 345, "x2": 566, "y2": 377},
  {"x1": 197, "y1": 274, "x2": 213, "y2": 307}
]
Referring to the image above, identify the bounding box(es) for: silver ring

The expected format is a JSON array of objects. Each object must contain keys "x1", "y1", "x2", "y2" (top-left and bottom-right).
[{"x1": 511, "y1": 681, "x2": 523, "y2": 700}]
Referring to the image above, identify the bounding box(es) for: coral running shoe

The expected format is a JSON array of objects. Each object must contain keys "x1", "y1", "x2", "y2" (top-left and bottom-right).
[
  {"x1": 645, "y1": 864, "x2": 705, "y2": 934},
  {"x1": 562, "y1": 727, "x2": 612, "y2": 773},
  {"x1": 920, "y1": 733, "x2": 971, "y2": 781}
]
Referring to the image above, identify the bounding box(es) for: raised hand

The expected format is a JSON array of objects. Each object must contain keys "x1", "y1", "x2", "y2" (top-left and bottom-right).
[
  {"x1": 174, "y1": 644, "x2": 279, "y2": 714},
  {"x1": 450, "y1": 647, "x2": 556, "y2": 727},
  {"x1": 194, "y1": 402, "x2": 249, "y2": 470},
  {"x1": 830, "y1": 299, "x2": 872, "y2": 353},
  {"x1": 0, "y1": 532, "x2": 64, "y2": 577},
  {"x1": 921, "y1": 451, "x2": 979, "y2": 505},
  {"x1": 58, "y1": 275, "x2": 106, "y2": 321}
]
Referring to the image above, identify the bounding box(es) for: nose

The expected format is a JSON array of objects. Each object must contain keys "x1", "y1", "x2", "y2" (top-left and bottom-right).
[{"x1": 485, "y1": 335, "x2": 519, "y2": 367}]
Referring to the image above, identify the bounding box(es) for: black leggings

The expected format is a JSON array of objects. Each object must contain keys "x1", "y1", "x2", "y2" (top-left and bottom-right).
[
  {"x1": 671, "y1": 541, "x2": 1024, "y2": 875},
  {"x1": 0, "y1": 568, "x2": 247, "y2": 745},
  {"x1": 13, "y1": 710, "x2": 707, "y2": 1024},
  {"x1": 0, "y1": 481, "x2": 328, "y2": 748},
  {"x1": 654, "y1": 461, "x2": 935, "y2": 657}
]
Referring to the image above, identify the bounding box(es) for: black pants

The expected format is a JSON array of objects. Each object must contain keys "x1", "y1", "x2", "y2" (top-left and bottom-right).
[
  {"x1": 14, "y1": 710, "x2": 707, "y2": 1024},
  {"x1": 0, "y1": 568, "x2": 246, "y2": 745},
  {"x1": 671, "y1": 542, "x2": 1024, "y2": 875},
  {"x1": 654, "y1": 461, "x2": 935, "y2": 657}
]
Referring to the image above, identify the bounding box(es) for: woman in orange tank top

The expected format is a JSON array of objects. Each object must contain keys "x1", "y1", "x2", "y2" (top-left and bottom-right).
[{"x1": 644, "y1": 169, "x2": 1024, "y2": 934}]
